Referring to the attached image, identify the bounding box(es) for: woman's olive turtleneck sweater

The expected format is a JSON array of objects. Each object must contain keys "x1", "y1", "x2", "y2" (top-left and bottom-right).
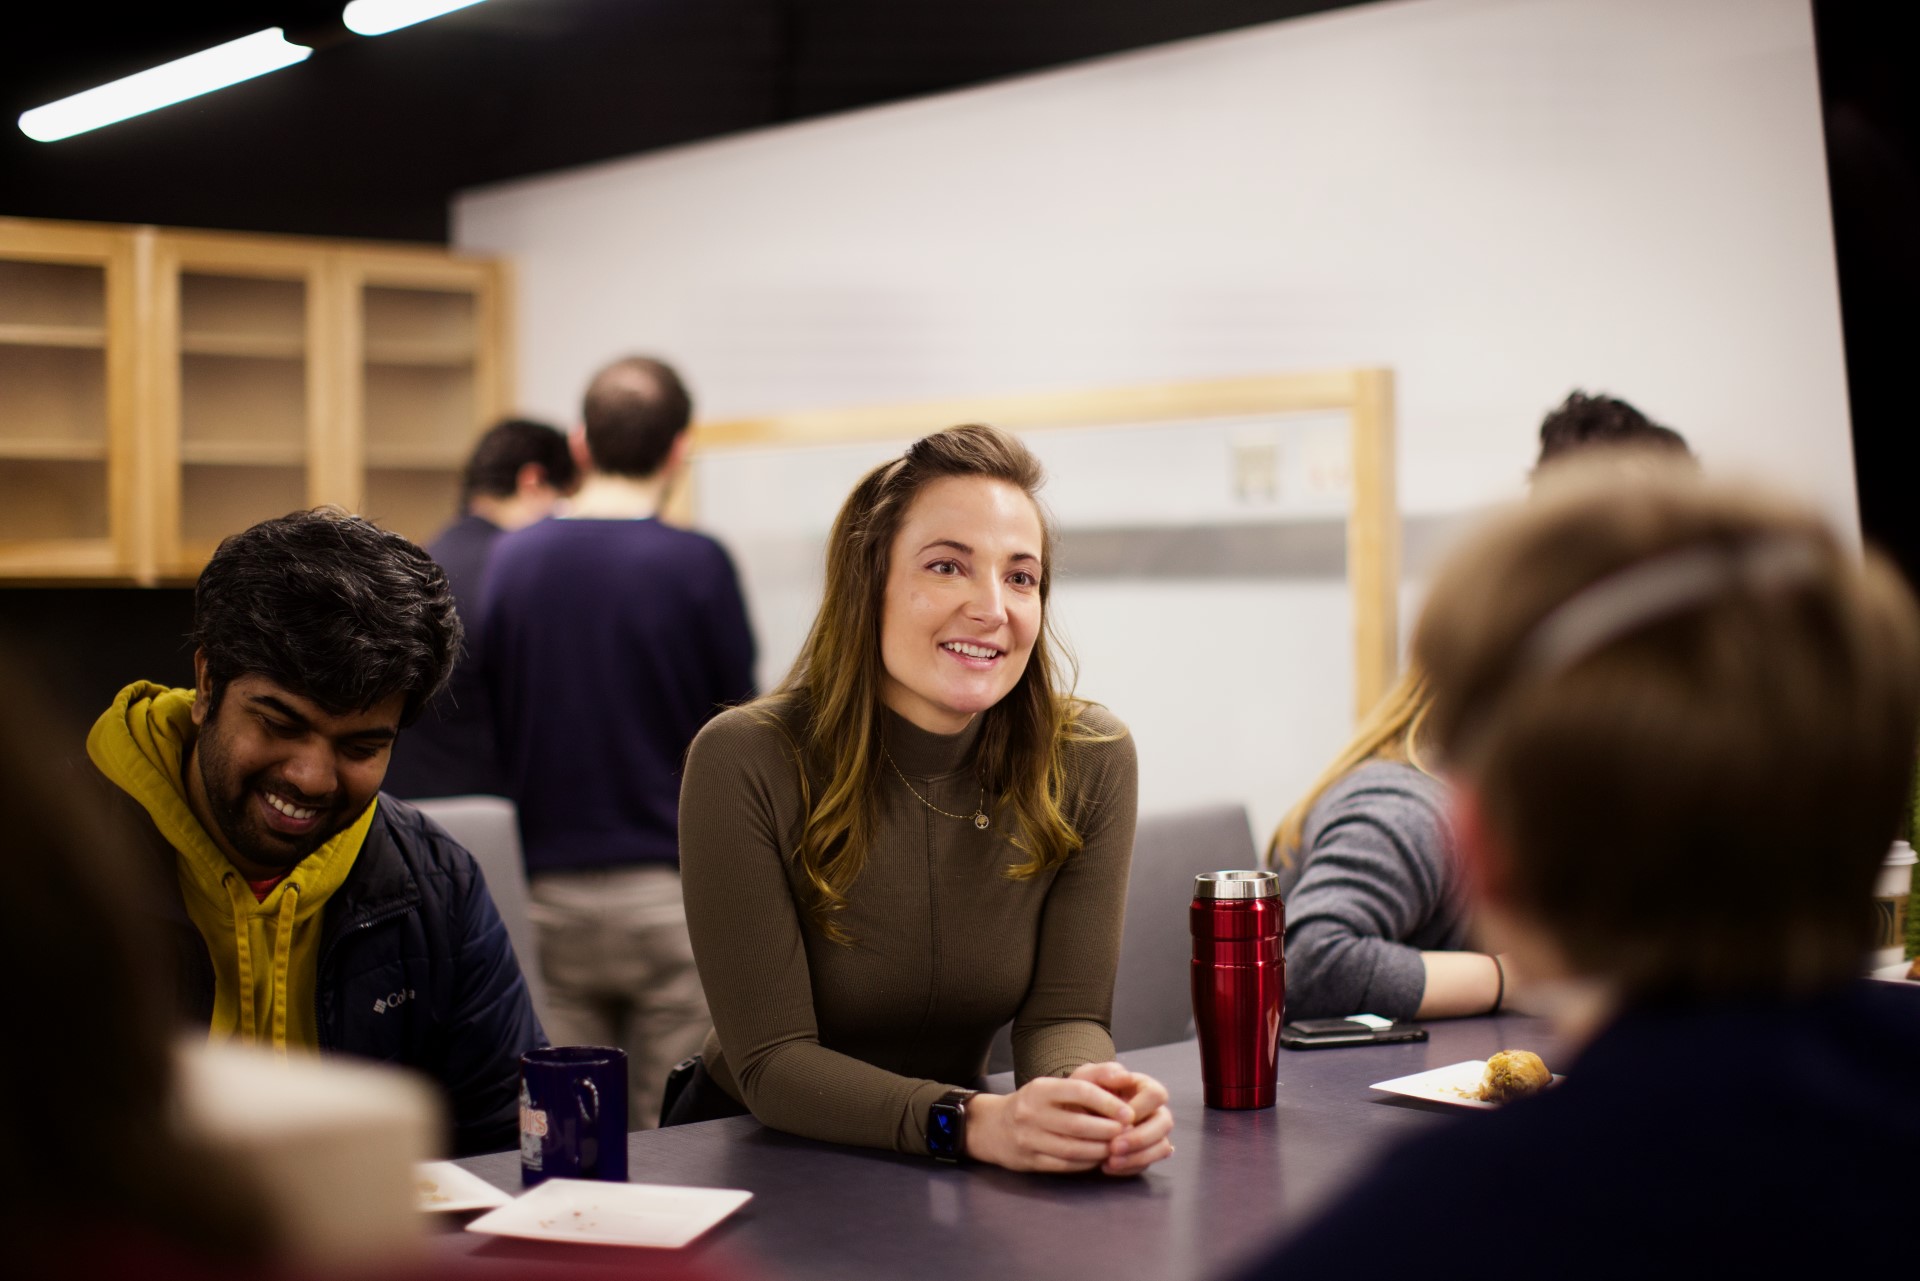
[{"x1": 679, "y1": 699, "x2": 1137, "y2": 1156}]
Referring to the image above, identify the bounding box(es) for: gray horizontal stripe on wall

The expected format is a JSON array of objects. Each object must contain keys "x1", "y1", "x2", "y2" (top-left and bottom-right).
[{"x1": 1053, "y1": 512, "x2": 1479, "y2": 581}]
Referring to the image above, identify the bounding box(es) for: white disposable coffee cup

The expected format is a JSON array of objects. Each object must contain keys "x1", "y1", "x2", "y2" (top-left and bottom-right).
[
  {"x1": 174, "y1": 1039, "x2": 440, "y2": 1267},
  {"x1": 1872, "y1": 840, "x2": 1916, "y2": 971}
]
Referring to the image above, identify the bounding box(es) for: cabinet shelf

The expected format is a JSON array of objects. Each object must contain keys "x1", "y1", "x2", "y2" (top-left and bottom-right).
[
  {"x1": 180, "y1": 441, "x2": 306, "y2": 466},
  {"x1": 364, "y1": 339, "x2": 475, "y2": 367},
  {"x1": 180, "y1": 332, "x2": 305, "y2": 359},
  {"x1": 367, "y1": 445, "x2": 465, "y2": 469},
  {"x1": 0, "y1": 322, "x2": 106, "y2": 349},
  {"x1": 0, "y1": 437, "x2": 108, "y2": 462}
]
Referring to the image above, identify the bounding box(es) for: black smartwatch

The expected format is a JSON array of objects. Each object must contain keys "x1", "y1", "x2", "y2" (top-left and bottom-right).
[{"x1": 926, "y1": 1088, "x2": 977, "y2": 1163}]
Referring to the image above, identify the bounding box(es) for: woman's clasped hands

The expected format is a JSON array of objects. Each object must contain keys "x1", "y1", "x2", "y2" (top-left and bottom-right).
[{"x1": 963, "y1": 1061, "x2": 1175, "y2": 1176}]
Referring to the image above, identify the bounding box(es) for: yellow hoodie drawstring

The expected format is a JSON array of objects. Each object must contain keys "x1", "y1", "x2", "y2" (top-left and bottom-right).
[
  {"x1": 269, "y1": 883, "x2": 299, "y2": 1053},
  {"x1": 220, "y1": 873, "x2": 300, "y2": 1055},
  {"x1": 90, "y1": 682, "x2": 376, "y2": 1051},
  {"x1": 221, "y1": 874, "x2": 260, "y2": 1046}
]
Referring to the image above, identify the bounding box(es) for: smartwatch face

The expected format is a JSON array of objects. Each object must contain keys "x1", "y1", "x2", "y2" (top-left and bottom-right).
[{"x1": 927, "y1": 1102, "x2": 963, "y2": 1160}]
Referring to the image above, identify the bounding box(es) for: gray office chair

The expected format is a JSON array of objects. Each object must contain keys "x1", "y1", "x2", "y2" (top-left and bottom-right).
[
  {"x1": 408, "y1": 795, "x2": 552, "y2": 1031},
  {"x1": 987, "y1": 801, "x2": 1260, "y2": 1074}
]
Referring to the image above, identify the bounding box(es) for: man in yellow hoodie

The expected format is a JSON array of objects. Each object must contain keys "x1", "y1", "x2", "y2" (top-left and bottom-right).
[{"x1": 89, "y1": 508, "x2": 546, "y2": 1156}]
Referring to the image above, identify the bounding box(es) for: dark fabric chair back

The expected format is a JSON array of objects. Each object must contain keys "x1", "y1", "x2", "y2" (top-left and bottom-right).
[{"x1": 411, "y1": 795, "x2": 552, "y2": 1029}]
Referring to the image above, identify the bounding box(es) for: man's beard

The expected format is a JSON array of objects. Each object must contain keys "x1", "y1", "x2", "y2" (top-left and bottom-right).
[{"x1": 195, "y1": 736, "x2": 341, "y2": 871}]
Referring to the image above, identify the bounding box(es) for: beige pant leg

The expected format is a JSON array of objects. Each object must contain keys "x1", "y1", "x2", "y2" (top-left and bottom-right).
[
  {"x1": 527, "y1": 875, "x2": 621, "y2": 1051},
  {"x1": 528, "y1": 866, "x2": 712, "y2": 1130},
  {"x1": 621, "y1": 886, "x2": 711, "y2": 1130}
]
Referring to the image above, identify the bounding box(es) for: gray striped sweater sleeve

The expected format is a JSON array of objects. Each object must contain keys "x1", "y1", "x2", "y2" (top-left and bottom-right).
[{"x1": 1280, "y1": 760, "x2": 1465, "y2": 1021}]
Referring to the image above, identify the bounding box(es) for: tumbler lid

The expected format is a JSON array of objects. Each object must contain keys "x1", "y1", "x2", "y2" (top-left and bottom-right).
[{"x1": 1194, "y1": 870, "x2": 1280, "y2": 900}]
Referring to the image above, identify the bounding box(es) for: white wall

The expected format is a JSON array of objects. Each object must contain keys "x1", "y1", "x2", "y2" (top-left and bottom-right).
[{"x1": 455, "y1": 0, "x2": 1852, "y2": 843}]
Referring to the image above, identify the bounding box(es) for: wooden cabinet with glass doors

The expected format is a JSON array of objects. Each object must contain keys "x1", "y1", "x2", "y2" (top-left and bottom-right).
[
  {"x1": 0, "y1": 216, "x2": 508, "y2": 584},
  {"x1": 149, "y1": 231, "x2": 328, "y2": 576},
  {"x1": 342, "y1": 250, "x2": 509, "y2": 549},
  {"x1": 0, "y1": 218, "x2": 138, "y2": 579}
]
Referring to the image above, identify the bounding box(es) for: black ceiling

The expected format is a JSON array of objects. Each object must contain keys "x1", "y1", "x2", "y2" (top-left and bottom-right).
[{"x1": 0, "y1": 0, "x2": 1366, "y2": 243}]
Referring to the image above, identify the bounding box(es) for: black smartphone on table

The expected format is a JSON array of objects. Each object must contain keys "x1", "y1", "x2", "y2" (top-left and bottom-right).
[{"x1": 1279, "y1": 1017, "x2": 1429, "y2": 1050}]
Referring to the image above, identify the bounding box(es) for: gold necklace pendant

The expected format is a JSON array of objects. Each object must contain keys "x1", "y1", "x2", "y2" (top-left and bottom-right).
[{"x1": 883, "y1": 746, "x2": 990, "y2": 831}]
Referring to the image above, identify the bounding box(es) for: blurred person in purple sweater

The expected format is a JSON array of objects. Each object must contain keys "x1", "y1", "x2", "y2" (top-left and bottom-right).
[{"x1": 481, "y1": 356, "x2": 755, "y2": 1129}]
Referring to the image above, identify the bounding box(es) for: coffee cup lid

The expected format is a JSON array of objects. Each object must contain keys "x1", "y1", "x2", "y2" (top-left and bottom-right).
[{"x1": 1194, "y1": 870, "x2": 1280, "y2": 900}]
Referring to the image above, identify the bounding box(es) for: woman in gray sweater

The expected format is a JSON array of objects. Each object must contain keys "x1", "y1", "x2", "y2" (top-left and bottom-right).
[
  {"x1": 1270, "y1": 669, "x2": 1506, "y2": 1021},
  {"x1": 1273, "y1": 391, "x2": 1696, "y2": 1021}
]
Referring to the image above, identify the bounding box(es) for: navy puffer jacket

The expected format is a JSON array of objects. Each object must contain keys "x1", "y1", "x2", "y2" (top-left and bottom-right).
[{"x1": 149, "y1": 794, "x2": 547, "y2": 1156}]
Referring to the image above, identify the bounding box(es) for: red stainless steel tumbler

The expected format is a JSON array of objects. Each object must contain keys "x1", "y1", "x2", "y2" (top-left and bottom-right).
[{"x1": 1191, "y1": 870, "x2": 1284, "y2": 1109}]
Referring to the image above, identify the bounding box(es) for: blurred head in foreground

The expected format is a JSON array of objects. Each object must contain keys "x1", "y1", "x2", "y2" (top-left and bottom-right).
[
  {"x1": 1415, "y1": 455, "x2": 1920, "y2": 1003},
  {"x1": 0, "y1": 659, "x2": 270, "y2": 1262}
]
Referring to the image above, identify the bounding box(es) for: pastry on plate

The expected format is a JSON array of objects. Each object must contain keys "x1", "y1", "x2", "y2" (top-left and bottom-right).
[{"x1": 1479, "y1": 1049, "x2": 1551, "y2": 1103}]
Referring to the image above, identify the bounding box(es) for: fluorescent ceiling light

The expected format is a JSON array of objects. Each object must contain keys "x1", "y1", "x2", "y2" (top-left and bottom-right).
[
  {"x1": 343, "y1": 0, "x2": 491, "y2": 38},
  {"x1": 18, "y1": 28, "x2": 311, "y2": 143}
]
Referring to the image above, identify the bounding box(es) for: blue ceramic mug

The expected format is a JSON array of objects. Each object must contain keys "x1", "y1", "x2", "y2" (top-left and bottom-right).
[{"x1": 520, "y1": 1046, "x2": 629, "y2": 1186}]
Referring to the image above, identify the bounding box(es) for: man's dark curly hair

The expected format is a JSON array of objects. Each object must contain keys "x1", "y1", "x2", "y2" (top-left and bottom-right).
[
  {"x1": 192, "y1": 508, "x2": 460, "y2": 727},
  {"x1": 1536, "y1": 390, "x2": 1692, "y2": 468}
]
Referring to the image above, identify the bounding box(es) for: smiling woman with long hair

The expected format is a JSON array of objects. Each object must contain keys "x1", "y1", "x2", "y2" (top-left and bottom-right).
[{"x1": 674, "y1": 424, "x2": 1173, "y2": 1175}]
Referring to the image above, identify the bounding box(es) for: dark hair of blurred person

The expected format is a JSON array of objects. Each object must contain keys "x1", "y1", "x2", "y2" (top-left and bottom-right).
[
  {"x1": 0, "y1": 658, "x2": 273, "y2": 1270},
  {"x1": 1535, "y1": 390, "x2": 1692, "y2": 470},
  {"x1": 581, "y1": 355, "x2": 693, "y2": 477},
  {"x1": 457, "y1": 417, "x2": 577, "y2": 516},
  {"x1": 1235, "y1": 456, "x2": 1920, "y2": 1280}
]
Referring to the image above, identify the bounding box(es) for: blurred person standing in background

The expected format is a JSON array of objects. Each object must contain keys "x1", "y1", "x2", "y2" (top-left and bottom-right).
[
  {"x1": 482, "y1": 356, "x2": 756, "y2": 1128},
  {"x1": 385, "y1": 418, "x2": 577, "y2": 801}
]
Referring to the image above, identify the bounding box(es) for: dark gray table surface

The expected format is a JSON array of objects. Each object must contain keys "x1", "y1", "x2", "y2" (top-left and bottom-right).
[{"x1": 446, "y1": 1016, "x2": 1560, "y2": 1280}]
